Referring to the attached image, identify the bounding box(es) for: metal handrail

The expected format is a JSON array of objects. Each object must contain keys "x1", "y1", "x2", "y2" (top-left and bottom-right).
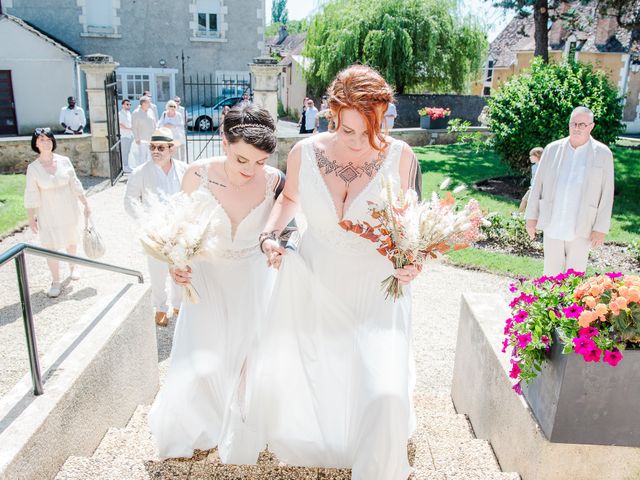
[{"x1": 1, "y1": 243, "x2": 144, "y2": 396}]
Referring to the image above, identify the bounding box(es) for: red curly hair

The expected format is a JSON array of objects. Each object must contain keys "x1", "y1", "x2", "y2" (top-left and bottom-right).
[{"x1": 326, "y1": 64, "x2": 394, "y2": 151}]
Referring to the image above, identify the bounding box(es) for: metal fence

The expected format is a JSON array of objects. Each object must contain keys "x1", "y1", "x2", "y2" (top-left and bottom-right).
[
  {"x1": 104, "y1": 70, "x2": 123, "y2": 184},
  {"x1": 183, "y1": 74, "x2": 251, "y2": 163}
]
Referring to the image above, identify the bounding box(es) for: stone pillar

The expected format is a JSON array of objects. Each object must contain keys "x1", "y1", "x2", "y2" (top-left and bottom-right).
[
  {"x1": 249, "y1": 55, "x2": 280, "y2": 123},
  {"x1": 79, "y1": 54, "x2": 119, "y2": 177}
]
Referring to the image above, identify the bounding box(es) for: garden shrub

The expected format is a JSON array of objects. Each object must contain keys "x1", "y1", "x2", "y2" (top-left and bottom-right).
[{"x1": 488, "y1": 58, "x2": 625, "y2": 174}]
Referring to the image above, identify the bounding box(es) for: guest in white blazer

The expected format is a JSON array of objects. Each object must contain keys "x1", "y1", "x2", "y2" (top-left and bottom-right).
[
  {"x1": 525, "y1": 106, "x2": 615, "y2": 275},
  {"x1": 124, "y1": 128, "x2": 187, "y2": 326}
]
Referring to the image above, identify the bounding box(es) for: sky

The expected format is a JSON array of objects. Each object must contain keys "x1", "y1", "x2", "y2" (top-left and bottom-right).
[{"x1": 265, "y1": 0, "x2": 515, "y2": 42}]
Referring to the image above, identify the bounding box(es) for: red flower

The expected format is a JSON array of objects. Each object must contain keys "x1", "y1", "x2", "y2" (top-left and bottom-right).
[
  {"x1": 512, "y1": 382, "x2": 523, "y2": 395},
  {"x1": 509, "y1": 362, "x2": 521, "y2": 379},
  {"x1": 572, "y1": 337, "x2": 595, "y2": 354},
  {"x1": 578, "y1": 327, "x2": 599, "y2": 338},
  {"x1": 582, "y1": 345, "x2": 602, "y2": 362}
]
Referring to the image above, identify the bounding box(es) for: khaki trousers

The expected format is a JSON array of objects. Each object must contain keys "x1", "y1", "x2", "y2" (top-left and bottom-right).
[{"x1": 543, "y1": 235, "x2": 591, "y2": 276}]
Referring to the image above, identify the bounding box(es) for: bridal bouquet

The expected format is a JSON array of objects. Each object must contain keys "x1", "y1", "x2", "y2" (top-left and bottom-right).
[
  {"x1": 339, "y1": 177, "x2": 488, "y2": 300},
  {"x1": 137, "y1": 190, "x2": 220, "y2": 304}
]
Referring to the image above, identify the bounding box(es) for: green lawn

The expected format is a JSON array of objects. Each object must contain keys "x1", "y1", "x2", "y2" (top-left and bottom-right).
[
  {"x1": 0, "y1": 174, "x2": 27, "y2": 237},
  {"x1": 415, "y1": 143, "x2": 640, "y2": 277}
]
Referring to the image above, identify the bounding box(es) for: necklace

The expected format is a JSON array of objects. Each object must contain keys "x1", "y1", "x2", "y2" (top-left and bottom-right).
[
  {"x1": 313, "y1": 144, "x2": 385, "y2": 188},
  {"x1": 223, "y1": 162, "x2": 257, "y2": 189}
]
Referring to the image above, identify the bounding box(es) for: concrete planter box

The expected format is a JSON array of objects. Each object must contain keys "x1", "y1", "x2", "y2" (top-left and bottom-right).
[
  {"x1": 522, "y1": 334, "x2": 640, "y2": 447},
  {"x1": 419, "y1": 116, "x2": 449, "y2": 129}
]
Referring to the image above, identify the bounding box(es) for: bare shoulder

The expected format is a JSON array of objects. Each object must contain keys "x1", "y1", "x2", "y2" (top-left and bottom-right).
[{"x1": 311, "y1": 132, "x2": 333, "y2": 150}]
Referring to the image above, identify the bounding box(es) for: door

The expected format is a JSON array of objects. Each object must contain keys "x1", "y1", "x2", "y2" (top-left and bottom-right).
[{"x1": 0, "y1": 71, "x2": 18, "y2": 135}]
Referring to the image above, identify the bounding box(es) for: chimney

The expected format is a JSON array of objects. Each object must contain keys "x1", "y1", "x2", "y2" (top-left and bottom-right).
[
  {"x1": 596, "y1": 14, "x2": 618, "y2": 46},
  {"x1": 277, "y1": 25, "x2": 288, "y2": 45}
]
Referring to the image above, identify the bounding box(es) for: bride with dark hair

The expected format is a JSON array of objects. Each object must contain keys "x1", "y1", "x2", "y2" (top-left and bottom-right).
[{"x1": 148, "y1": 104, "x2": 285, "y2": 459}]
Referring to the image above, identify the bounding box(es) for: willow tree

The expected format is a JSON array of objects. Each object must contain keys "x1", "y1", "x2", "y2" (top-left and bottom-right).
[{"x1": 302, "y1": 0, "x2": 487, "y2": 94}]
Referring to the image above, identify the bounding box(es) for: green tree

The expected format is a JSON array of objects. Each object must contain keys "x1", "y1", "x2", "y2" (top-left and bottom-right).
[
  {"x1": 265, "y1": 18, "x2": 309, "y2": 38},
  {"x1": 272, "y1": 0, "x2": 289, "y2": 25},
  {"x1": 302, "y1": 0, "x2": 487, "y2": 94},
  {"x1": 488, "y1": 58, "x2": 625, "y2": 173}
]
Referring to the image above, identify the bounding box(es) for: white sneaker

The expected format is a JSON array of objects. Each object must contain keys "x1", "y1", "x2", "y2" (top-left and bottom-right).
[
  {"x1": 47, "y1": 283, "x2": 62, "y2": 298},
  {"x1": 70, "y1": 268, "x2": 80, "y2": 281}
]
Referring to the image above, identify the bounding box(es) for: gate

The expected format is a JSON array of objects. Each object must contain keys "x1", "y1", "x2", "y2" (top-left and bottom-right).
[
  {"x1": 104, "y1": 70, "x2": 123, "y2": 184},
  {"x1": 183, "y1": 73, "x2": 251, "y2": 163}
]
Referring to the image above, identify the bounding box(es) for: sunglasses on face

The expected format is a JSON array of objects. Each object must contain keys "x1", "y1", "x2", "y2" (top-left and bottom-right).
[
  {"x1": 149, "y1": 144, "x2": 173, "y2": 151},
  {"x1": 169, "y1": 106, "x2": 177, "y2": 109},
  {"x1": 35, "y1": 127, "x2": 51, "y2": 135}
]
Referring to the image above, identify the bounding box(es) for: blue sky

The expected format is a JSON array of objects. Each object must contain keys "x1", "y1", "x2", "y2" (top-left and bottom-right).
[{"x1": 265, "y1": 0, "x2": 514, "y2": 42}]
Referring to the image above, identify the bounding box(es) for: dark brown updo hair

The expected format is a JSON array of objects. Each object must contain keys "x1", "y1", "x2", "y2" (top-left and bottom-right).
[
  {"x1": 326, "y1": 64, "x2": 394, "y2": 151},
  {"x1": 31, "y1": 128, "x2": 57, "y2": 153},
  {"x1": 223, "y1": 104, "x2": 277, "y2": 154}
]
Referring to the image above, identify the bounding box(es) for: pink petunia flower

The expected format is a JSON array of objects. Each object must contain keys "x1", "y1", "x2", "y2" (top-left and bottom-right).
[
  {"x1": 503, "y1": 318, "x2": 514, "y2": 335},
  {"x1": 501, "y1": 338, "x2": 509, "y2": 353},
  {"x1": 514, "y1": 310, "x2": 529, "y2": 323},
  {"x1": 512, "y1": 382, "x2": 523, "y2": 395},
  {"x1": 509, "y1": 362, "x2": 521, "y2": 379},
  {"x1": 578, "y1": 327, "x2": 599, "y2": 338},
  {"x1": 566, "y1": 268, "x2": 585, "y2": 277},
  {"x1": 540, "y1": 335, "x2": 550, "y2": 345},
  {"x1": 582, "y1": 345, "x2": 602, "y2": 362},
  {"x1": 605, "y1": 272, "x2": 623, "y2": 280},
  {"x1": 509, "y1": 284, "x2": 519, "y2": 293},
  {"x1": 603, "y1": 349, "x2": 623, "y2": 366},
  {"x1": 516, "y1": 332, "x2": 532, "y2": 349},
  {"x1": 573, "y1": 337, "x2": 596, "y2": 355},
  {"x1": 562, "y1": 303, "x2": 584, "y2": 319}
]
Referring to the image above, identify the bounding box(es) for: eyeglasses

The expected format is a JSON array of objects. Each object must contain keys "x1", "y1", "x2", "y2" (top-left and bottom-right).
[
  {"x1": 149, "y1": 144, "x2": 173, "y2": 151},
  {"x1": 569, "y1": 122, "x2": 593, "y2": 130},
  {"x1": 34, "y1": 127, "x2": 51, "y2": 135},
  {"x1": 168, "y1": 106, "x2": 177, "y2": 109}
]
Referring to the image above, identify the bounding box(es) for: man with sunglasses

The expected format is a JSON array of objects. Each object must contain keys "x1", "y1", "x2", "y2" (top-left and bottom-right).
[
  {"x1": 525, "y1": 106, "x2": 615, "y2": 275},
  {"x1": 124, "y1": 128, "x2": 187, "y2": 326}
]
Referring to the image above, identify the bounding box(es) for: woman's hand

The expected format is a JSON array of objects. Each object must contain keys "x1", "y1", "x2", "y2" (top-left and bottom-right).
[
  {"x1": 394, "y1": 264, "x2": 421, "y2": 285},
  {"x1": 29, "y1": 217, "x2": 38, "y2": 234},
  {"x1": 170, "y1": 266, "x2": 192, "y2": 285},
  {"x1": 262, "y1": 238, "x2": 286, "y2": 269}
]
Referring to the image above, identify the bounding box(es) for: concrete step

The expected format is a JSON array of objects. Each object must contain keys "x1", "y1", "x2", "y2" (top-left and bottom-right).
[{"x1": 56, "y1": 392, "x2": 520, "y2": 480}]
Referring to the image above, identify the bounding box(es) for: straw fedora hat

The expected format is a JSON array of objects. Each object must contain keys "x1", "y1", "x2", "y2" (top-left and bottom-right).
[{"x1": 144, "y1": 127, "x2": 181, "y2": 146}]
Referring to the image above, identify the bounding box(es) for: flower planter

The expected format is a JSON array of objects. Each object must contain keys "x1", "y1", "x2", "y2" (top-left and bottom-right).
[
  {"x1": 419, "y1": 116, "x2": 431, "y2": 129},
  {"x1": 522, "y1": 334, "x2": 640, "y2": 446},
  {"x1": 429, "y1": 117, "x2": 449, "y2": 130}
]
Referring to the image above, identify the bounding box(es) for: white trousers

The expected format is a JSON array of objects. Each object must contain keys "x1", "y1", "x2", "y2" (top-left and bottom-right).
[
  {"x1": 146, "y1": 256, "x2": 182, "y2": 312},
  {"x1": 121, "y1": 136, "x2": 133, "y2": 172},
  {"x1": 543, "y1": 235, "x2": 591, "y2": 276}
]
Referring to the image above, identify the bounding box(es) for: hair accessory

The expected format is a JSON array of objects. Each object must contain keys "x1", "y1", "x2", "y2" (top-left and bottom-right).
[{"x1": 228, "y1": 123, "x2": 274, "y2": 133}]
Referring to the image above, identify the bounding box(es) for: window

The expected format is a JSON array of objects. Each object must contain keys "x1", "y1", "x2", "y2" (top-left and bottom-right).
[
  {"x1": 86, "y1": 0, "x2": 113, "y2": 33},
  {"x1": 485, "y1": 60, "x2": 494, "y2": 83},
  {"x1": 196, "y1": 0, "x2": 220, "y2": 37},
  {"x1": 483, "y1": 86, "x2": 491, "y2": 96},
  {"x1": 78, "y1": 0, "x2": 120, "y2": 37}
]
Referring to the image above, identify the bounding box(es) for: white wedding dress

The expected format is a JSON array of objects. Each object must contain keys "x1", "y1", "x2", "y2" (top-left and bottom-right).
[
  {"x1": 231, "y1": 137, "x2": 416, "y2": 479},
  {"x1": 148, "y1": 162, "x2": 280, "y2": 459}
]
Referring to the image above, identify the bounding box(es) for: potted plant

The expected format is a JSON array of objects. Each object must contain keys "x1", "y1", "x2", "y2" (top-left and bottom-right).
[
  {"x1": 504, "y1": 271, "x2": 640, "y2": 446},
  {"x1": 417, "y1": 107, "x2": 451, "y2": 129}
]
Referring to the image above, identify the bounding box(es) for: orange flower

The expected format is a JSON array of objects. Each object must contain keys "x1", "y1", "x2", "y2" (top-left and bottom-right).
[
  {"x1": 578, "y1": 310, "x2": 598, "y2": 328},
  {"x1": 440, "y1": 192, "x2": 455, "y2": 207},
  {"x1": 583, "y1": 295, "x2": 597, "y2": 308},
  {"x1": 589, "y1": 285, "x2": 604, "y2": 297},
  {"x1": 628, "y1": 286, "x2": 640, "y2": 303},
  {"x1": 609, "y1": 301, "x2": 620, "y2": 316},
  {"x1": 615, "y1": 296, "x2": 628, "y2": 310}
]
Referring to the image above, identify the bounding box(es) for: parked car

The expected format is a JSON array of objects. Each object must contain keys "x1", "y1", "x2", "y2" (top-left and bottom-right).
[{"x1": 186, "y1": 96, "x2": 241, "y2": 131}]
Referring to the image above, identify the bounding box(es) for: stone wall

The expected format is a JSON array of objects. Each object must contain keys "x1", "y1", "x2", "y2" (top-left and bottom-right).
[
  {"x1": 270, "y1": 127, "x2": 491, "y2": 172},
  {"x1": 395, "y1": 94, "x2": 488, "y2": 128},
  {"x1": 0, "y1": 134, "x2": 97, "y2": 176}
]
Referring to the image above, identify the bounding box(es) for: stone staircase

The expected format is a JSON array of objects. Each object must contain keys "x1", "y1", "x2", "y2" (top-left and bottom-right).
[{"x1": 55, "y1": 393, "x2": 520, "y2": 480}]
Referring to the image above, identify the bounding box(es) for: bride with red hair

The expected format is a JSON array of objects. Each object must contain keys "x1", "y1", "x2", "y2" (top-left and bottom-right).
[{"x1": 224, "y1": 65, "x2": 420, "y2": 480}]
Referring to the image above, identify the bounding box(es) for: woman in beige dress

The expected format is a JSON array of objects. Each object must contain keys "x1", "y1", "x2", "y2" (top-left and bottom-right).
[{"x1": 24, "y1": 128, "x2": 91, "y2": 298}]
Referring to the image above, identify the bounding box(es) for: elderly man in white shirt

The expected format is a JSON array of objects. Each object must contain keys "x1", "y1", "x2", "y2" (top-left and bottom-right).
[
  {"x1": 525, "y1": 106, "x2": 615, "y2": 275},
  {"x1": 118, "y1": 99, "x2": 134, "y2": 172},
  {"x1": 59, "y1": 96, "x2": 86, "y2": 134},
  {"x1": 124, "y1": 128, "x2": 187, "y2": 326},
  {"x1": 131, "y1": 96, "x2": 157, "y2": 167}
]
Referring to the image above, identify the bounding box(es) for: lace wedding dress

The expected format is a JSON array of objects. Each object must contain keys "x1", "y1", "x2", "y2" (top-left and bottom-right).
[
  {"x1": 230, "y1": 137, "x2": 416, "y2": 479},
  {"x1": 148, "y1": 163, "x2": 279, "y2": 459}
]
